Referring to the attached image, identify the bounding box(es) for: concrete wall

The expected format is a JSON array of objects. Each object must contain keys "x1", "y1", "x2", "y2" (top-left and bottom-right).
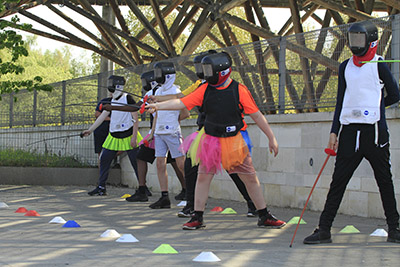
[
  {"x1": 2, "y1": 109, "x2": 400, "y2": 219},
  {"x1": 121, "y1": 108, "x2": 400, "y2": 219}
]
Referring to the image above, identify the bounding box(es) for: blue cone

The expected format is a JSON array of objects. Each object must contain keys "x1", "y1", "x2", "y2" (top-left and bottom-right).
[{"x1": 62, "y1": 220, "x2": 81, "y2": 228}]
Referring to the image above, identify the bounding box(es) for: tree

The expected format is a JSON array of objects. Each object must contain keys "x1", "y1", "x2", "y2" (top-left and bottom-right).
[{"x1": 0, "y1": 1, "x2": 51, "y2": 98}]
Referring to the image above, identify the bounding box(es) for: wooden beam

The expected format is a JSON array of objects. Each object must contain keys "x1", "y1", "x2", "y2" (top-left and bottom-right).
[
  {"x1": 125, "y1": 0, "x2": 169, "y2": 55},
  {"x1": 135, "y1": 0, "x2": 183, "y2": 41},
  {"x1": 0, "y1": 18, "x2": 131, "y2": 67},
  {"x1": 169, "y1": 1, "x2": 191, "y2": 42},
  {"x1": 381, "y1": 0, "x2": 400, "y2": 10},
  {"x1": 63, "y1": 1, "x2": 168, "y2": 60},
  {"x1": 150, "y1": 0, "x2": 176, "y2": 56},
  {"x1": 77, "y1": 0, "x2": 116, "y2": 50},
  {"x1": 181, "y1": 7, "x2": 211, "y2": 55},
  {"x1": 109, "y1": 0, "x2": 142, "y2": 64},
  {"x1": 288, "y1": 0, "x2": 317, "y2": 111},
  {"x1": 311, "y1": 0, "x2": 374, "y2": 20},
  {"x1": 171, "y1": 5, "x2": 199, "y2": 43},
  {"x1": 45, "y1": 3, "x2": 109, "y2": 50}
]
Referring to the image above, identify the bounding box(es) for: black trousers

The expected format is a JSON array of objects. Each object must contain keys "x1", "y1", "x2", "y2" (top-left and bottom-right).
[
  {"x1": 319, "y1": 124, "x2": 399, "y2": 230},
  {"x1": 98, "y1": 148, "x2": 139, "y2": 187},
  {"x1": 184, "y1": 156, "x2": 252, "y2": 205}
]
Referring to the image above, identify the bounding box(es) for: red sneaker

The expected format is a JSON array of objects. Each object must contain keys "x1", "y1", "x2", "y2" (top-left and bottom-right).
[
  {"x1": 182, "y1": 218, "x2": 206, "y2": 230},
  {"x1": 257, "y1": 212, "x2": 286, "y2": 228}
]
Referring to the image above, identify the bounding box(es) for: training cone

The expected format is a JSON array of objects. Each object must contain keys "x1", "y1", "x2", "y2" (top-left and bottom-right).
[
  {"x1": 221, "y1": 208, "x2": 237, "y2": 214},
  {"x1": 24, "y1": 210, "x2": 40, "y2": 216},
  {"x1": 211, "y1": 206, "x2": 224, "y2": 212},
  {"x1": 0, "y1": 202, "x2": 9, "y2": 209},
  {"x1": 62, "y1": 220, "x2": 80, "y2": 228},
  {"x1": 120, "y1": 194, "x2": 131, "y2": 199},
  {"x1": 48, "y1": 216, "x2": 67, "y2": 224},
  {"x1": 116, "y1": 234, "x2": 139, "y2": 243},
  {"x1": 100, "y1": 229, "x2": 121, "y2": 238},
  {"x1": 152, "y1": 244, "x2": 178, "y2": 254},
  {"x1": 193, "y1": 252, "x2": 221, "y2": 262},
  {"x1": 370, "y1": 228, "x2": 388, "y2": 237},
  {"x1": 339, "y1": 225, "x2": 360, "y2": 233},
  {"x1": 15, "y1": 207, "x2": 28, "y2": 213},
  {"x1": 177, "y1": 201, "x2": 187, "y2": 207},
  {"x1": 287, "y1": 216, "x2": 307, "y2": 224}
]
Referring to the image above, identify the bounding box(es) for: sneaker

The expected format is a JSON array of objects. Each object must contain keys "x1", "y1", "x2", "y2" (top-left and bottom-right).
[
  {"x1": 145, "y1": 186, "x2": 152, "y2": 197},
  {"x1": 88, "y1": 186, "x2": 107, "y2": 196},
  {"x1": 149, "y1": 196, "x2": 171, "y2": 209},
  {"x1": 247, "y1": 201, "x2": 257, "y2": 217},
  {"x1": 174, "y1": 189, "x2": 186, "y2": 200},
  {"x1": 126, "y1": 190, "x2": 148, "y2": 202},
  {"x1": 387, "y1": 228, "x2": 400, "y2": 243},
  {"x1": 178, "y1": 205, "x2": 194, "y2": 217},
  {"x1": 182, "y1": 217, "x2": 206, "y2": 230},
  {"x1": 303, "y1": 228, "x2": 332, "y2": 244},
  {"x1": 257, "y1": 212, "x2": 286, "y2": 228}
]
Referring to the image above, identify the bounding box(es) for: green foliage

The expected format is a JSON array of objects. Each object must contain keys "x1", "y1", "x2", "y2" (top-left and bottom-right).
[
  {"x1": 0, "y1": 15, "x2": 52, "y2": 96},
  {"x1": 0, "y1": 148, "x2": 92, "y2": 167}
]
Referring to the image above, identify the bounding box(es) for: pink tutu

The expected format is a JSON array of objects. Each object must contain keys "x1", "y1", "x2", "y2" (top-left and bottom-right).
[{"x1": 180, "y1": 131, "x2": 198, "y2": 153}]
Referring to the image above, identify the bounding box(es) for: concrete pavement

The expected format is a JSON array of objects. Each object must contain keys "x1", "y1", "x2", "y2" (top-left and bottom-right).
[{"x1": 0, "y1": 185, "x2": 399, "y2": 267}]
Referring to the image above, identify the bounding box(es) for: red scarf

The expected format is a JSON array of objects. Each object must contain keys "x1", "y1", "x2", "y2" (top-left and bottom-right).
[{"x1": 353, "y1": 41, "x2": 378, "y2": 67}]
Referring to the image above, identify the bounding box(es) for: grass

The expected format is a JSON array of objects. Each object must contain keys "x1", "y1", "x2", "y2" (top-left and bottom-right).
[{"x1": 0, "y1": 148, "x2": 93, "y2": 168}]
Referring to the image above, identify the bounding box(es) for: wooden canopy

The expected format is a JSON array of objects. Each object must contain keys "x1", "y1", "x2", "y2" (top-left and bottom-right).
[{"x1": 1, "y1": 0, "x2": 398, "y2": 68}]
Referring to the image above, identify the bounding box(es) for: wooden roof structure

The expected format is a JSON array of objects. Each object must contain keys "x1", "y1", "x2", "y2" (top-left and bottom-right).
[{"x1": 1, "y1": 0, "x2": 399, "y2": 68}]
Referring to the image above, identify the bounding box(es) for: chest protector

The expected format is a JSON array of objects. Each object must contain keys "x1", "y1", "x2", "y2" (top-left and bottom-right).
[
  {"x1": 110, "y1": 94, "x2": 134, "y2": 133},
  {"x1": 340, "y1": 54, "x2": 383, "y2": 125},
  {"x1": 203, "y1": 80, "x2": 244, "y2": 137}
]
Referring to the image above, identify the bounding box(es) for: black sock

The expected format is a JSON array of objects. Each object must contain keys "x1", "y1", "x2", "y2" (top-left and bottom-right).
[
  {"x1": 257, "y1": 208, "x2": 268, "y2": 218},
  {"x1": 193, "y1": 211, "x2": 204, "y2": 221},
  {"x1": 161, "y1": 191, "x2": 169, "y2": 197},
  {"x1": 138, "y1": 186, "x2": 146, "y2": 194}
]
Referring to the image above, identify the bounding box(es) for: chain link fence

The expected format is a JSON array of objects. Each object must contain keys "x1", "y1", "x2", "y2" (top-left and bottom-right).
[{"x1": 0, "y1": 15, "x2": 399, "y2": 166}]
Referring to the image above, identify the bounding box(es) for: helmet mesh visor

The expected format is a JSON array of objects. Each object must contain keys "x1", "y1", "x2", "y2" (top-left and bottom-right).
[
  {"x1": 348, "y1": 32, "x2": 366, "y2": 48},
  {"x1": 141, "y1": 78, "x2": 147, "y2": 87},
  {"x1": 194, "y1": 63, "x2": 203, "y2": 74},
  {"x1": 154, "y1": 68, "x2": 162, "y2": 79},
  {"x1": 202, "y1": 64, "x2": 213, "y2": 77}
]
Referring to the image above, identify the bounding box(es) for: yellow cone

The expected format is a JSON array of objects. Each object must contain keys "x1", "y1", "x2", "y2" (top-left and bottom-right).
[
  {"x1": 339, "y1": 225, "x2": 360, "y2": 233},
  {"x1": 152, "y1": 244, "x2": 178, "y2": 254},
  {"x1": 221, "y1": 208, "x2": 237, "y2": 214}
]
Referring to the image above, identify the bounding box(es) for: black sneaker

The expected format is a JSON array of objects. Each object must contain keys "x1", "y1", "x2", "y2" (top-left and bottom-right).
[
  {"x1": 145, "y1": 186, "x2": 152, "y2": 197},
  {"x1": 387, "y1": 228, "x2": 400, "y2": 243},
  {"x1": 88, "y1": 186, "x2": 107, "y2": 196},
  {"x1": 247, "y1": 201, "x2": 257, "y2": 217},
  {"x1": 303, "y1": 228, "x2": 332, "y2": 244},
  {"x1": 126, "y1": 190, "x2": 148, "y2": 202},
  {"x1": 149, "y1": 196, "x2": 171, "y2": 209},
  {"x1": 178, "y1": 205, "x2": 194, "y2": 217},
  {"x1": 174, "y1": 189, "x2": 186, "y2": 200},
  {"x1": 257, "y1": 212, "x2": 286, "y2": 228}
]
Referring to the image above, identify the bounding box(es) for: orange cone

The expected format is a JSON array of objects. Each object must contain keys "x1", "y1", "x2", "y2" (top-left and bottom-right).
[
  {"x1": 24, "y1": 210, "x2": 40, "y2": 216},
  {"x1": 15, "y1": 207, "x2": 28, "y2": 213},
  {"x1": 211, "y1": 207, "x2": 223, "y2": 212}
]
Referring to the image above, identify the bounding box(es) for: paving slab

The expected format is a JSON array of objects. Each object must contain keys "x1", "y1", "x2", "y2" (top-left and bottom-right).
[{"x1": 0, "y1": 185, "x2": 399, "y2": 267}]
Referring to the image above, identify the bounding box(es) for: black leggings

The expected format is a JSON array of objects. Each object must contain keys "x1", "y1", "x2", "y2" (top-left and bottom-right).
[{"x1": 184, "y1": 157, "x2": 252, "y2": 205}]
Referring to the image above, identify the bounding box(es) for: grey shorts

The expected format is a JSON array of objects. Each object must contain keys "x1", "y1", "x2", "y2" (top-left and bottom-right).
[{"x1": 154, "y1": 133, "x2": 184, "y2": 159}]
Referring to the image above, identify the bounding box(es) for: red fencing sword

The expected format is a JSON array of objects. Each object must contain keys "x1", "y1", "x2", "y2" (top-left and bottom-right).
[
  {"x1": 289, "y1": 148, "x2": 337, "y2": 247},
  {"x1": 140, "y1": 95, "x2": 149, "y2": 114}
]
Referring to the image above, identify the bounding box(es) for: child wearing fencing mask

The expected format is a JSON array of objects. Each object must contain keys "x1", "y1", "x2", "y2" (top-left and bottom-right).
[
  {"x1": 82, "y1": 75, "x2": 141, "y2": 196},
  {"x1": 146, "y1": 52, "x2": 286, "y2": 230},
  {"x1": 303, "y1": 21, "x2": 400, "y2": 244}
]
